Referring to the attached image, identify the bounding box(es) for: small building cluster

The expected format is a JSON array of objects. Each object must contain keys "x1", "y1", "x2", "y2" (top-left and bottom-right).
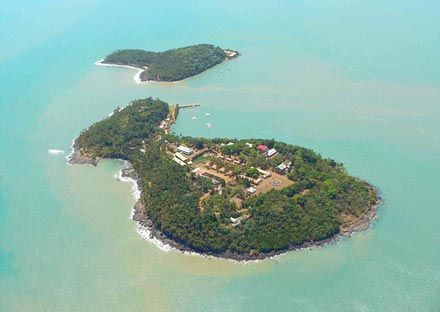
[
  {"x1": 275, "y1": 161, "x2": 293, "y2": 175},
  {"x1": 164, "y1": 139, "x2": 297, "y2": 227},
  {"x1": 171, "y1": 145, "x2": 195, "y2": 166},
  {"x1": 157, "y1": 108, "x2": 299, "y2": 228},
  {"x1": 256, "y1": 144, "x2": 278, "y2": 158},
  {"x1": 167, "y1": 140, "x2": 295, "y2": 208},
  {"x1": 224, "y1": 49, "x2": 239, "y2": 59}
]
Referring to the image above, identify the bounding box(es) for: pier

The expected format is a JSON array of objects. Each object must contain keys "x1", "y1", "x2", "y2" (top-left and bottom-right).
[
  {"x1": 177, "y1": 103, "x2": 200, "y2": 109},
  {"x1": 163, "y1": 103, "x2": 201, "y2": 134}
]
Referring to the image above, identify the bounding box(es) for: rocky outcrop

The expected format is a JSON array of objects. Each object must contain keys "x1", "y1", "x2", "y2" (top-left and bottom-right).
[{"x1": 67, "y1": 148, "x2": 99, "y2": 166}]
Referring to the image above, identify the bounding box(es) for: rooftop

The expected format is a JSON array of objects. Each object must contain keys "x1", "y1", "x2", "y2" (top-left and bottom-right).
[
  {"x1": 178, "y1": 145, "x2": 193, "y2": 155},
  {"x1": 267, "y1": 148, "x2": 277, "y2": 157},
  {"x1": 257, "y1": 144, "x2": 269, "y2": 152}
]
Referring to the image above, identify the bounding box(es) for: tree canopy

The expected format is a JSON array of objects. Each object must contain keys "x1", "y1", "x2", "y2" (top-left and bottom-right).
[
  {"x1": 73, "y1": 98, "x2": 378, "y2": 258},
  {"x1": 74, "y1": 98, "x2": 168, "y2": 159},
  {"x1": 103, "y1": 44, "x2": 227, "y2": 82}
]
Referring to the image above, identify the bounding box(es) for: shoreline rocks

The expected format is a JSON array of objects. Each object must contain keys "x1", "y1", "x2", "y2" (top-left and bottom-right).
[
  {"x1": 68, "y1": 146, "x2": 382, "y2": 262},
  {"x1": 132, "y1": 185, "x2": 382, "y2": 262},
  {"x1": 67, "y1": 147, "x2": 99, "y2": 166}
]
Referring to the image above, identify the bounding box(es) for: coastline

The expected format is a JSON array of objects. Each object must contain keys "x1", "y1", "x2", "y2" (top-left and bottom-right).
[
  {"x1": 95, "y1": 50, "x2": 239, "y2": 84},
  {"x1": 95, "y1": 59, "x2": 185, "y2": 84},
  {"x1": 119, "y1": 151, "x2": 382, "y2": 262},
  {"x1": 95, "y1": 59, "x2": 146, "y2": 84},
  {"x1": 131, "y1": 186, "x2": 381, "y2": 262},
  {"x1": 67, "y1": 147, "x2": 100, "y2": 166},
  {"x1": 67, "y1": 141, "x2": 381, "y2": 263}
]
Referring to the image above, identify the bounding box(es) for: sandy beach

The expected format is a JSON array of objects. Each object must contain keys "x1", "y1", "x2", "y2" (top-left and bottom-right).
[
  {"x1": 94, "y1": 53, "x2": 238, "y2": 84},
  {"x1": 95, "y1": 59, "x2": 146, "y2": 83},
  {"x1": 95, "y1": 59, "x2": 182, "y2": 84}
]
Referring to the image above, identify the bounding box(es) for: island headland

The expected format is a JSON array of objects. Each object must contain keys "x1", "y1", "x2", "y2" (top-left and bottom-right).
[
  {"x1": 68, "y1": 98, "x2": 380, "y2": 261},
  {"x1": 96, "y1": 44, "x2": 239, "y2": 83}
]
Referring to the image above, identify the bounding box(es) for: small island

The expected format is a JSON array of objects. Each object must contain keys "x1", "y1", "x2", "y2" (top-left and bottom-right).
[
  {"x1": 69, "y1": 98, "x2": 380, "y2": 261},
  {"x1": 97, "y1": 44, "x2": 239, "y2": 82}
]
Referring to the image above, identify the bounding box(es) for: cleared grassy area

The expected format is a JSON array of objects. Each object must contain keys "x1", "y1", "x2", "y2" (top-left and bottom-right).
[{"x1": 255, "y1": 171, "x2": 294, "y2": 194}]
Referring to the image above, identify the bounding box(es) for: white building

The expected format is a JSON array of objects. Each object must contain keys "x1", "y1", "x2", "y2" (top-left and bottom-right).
[
  {"x1": 177, "y1": 145, "x2": 193, "y2": 155},
  {"x1": 174, "y1": 152, "x2": 188, "y2": 162},
  {"x1": 266, "y1": 148, "x2": 277, "y2": 158},
  {"x1": 276, "y1": 161, "x2": 292, "y2": 174},
  {"x1": 173, "y1": 157, "x2": 186, "y2": 166},
  {"x1": 257, "y1": 168, "x2": 271, "y2": 178},
  {"x1": 191, "y1": 167, "x2": 201, "y2": 174},
  {"x1": 276, "y1": 163, "x2": 287, "y2": 172},
  {"x1": 247, "y1": 186, "x2": 257, "y2": 194},
  {"x1": 224, "y1": 50, "x2": 238, "y2": 58}
]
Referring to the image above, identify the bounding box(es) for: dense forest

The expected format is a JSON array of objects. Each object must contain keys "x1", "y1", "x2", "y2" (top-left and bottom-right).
[
  {"x1": 103, "y1": 44, "x2": 228, "y2": 82},
  {"x1": 74, "y1": 98, "x2": 168, "y2": 159},
  {"x1": 73, "y1": 98, "x2": 378, "y2": 258}
]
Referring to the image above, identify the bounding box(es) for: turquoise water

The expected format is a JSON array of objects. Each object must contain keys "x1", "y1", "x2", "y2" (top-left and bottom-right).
[{"x1": 1, "y1": 0, "x2": 440, "y2": 311}]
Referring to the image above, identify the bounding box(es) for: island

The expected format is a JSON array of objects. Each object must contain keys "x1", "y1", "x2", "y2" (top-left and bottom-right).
[
  {"x1": 69, "y1": 98, "x2": 380, "y2": 261},
  {"x1": 97, "y1": 44, "x2": 239, "y2": 82}
]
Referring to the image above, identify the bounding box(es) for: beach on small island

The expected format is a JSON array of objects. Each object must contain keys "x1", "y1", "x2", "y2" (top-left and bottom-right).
[
  {"x1": 96, "y1": 44, "x2": 239, "y2": 83},
  {"x1": 94, "y1": 59, "x2": 146, "y2": 84}
]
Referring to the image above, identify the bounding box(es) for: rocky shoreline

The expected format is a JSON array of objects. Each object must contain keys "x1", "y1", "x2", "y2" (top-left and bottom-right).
[
  {"x1": 132, "y1": 196, "x2": 381, "y2": 262},
  {"x1": 67, "y1": 145, "x2": 100, "y2": 166},
  {"x1": 127, "y1": 160, "x2": 382, "y2": 261},
  {"x1": 68, "y1": 145, "x2": 382, "y2": 262}
]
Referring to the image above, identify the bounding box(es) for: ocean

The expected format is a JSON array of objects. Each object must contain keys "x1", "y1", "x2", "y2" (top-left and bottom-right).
[{"x1": 1, "y1": 0, "x2": 439, "y2": 311}]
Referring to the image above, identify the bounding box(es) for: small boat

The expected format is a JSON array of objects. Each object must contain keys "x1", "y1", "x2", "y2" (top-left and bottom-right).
[
  {"x1": 206, "y1": 123, "x2": 212, "y2": 128},
  {"x1": 205, "y1": 112, "x2": 210, "y2": 117},
  {"x1": 192, "y1": 116, "x2": 197, "y2": 121}
]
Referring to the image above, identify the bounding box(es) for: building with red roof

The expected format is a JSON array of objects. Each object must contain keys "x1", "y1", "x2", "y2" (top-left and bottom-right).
[{"x1": 257, "y1": 144, "x2": 269, "y2": 152}]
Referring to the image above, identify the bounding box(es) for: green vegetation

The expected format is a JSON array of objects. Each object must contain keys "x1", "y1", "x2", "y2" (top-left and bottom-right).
[
  {"x1": 103, "y1": 44, "x2": 229, "y2": 82},
  {"x1": 73, "y1": 98, "x2": 378, "y2": 258},
  {"x1": 74, "y1": 98, "x2": 168, "y2": 159}
]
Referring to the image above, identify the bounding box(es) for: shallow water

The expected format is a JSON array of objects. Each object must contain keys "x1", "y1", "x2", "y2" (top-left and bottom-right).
[{"x1": 1, "y1": 0, "x2": 439, "y2": 311}]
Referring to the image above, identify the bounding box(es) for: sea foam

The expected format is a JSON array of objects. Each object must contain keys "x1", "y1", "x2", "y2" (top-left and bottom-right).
[
  {"x1": 48, "y1": 149, "x2": 65, "y2": 155},
  {"x1": 115, "y1": 160, "x2": 141, "y2": 201}
]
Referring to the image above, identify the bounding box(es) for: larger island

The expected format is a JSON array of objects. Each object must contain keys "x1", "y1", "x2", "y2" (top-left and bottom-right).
[
  {"x1": 98, "y1": 44, "x2": 239, "y2": 82},
  {"x1": 69, "y1": 98, "x2": 380, "y2": 261}
]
